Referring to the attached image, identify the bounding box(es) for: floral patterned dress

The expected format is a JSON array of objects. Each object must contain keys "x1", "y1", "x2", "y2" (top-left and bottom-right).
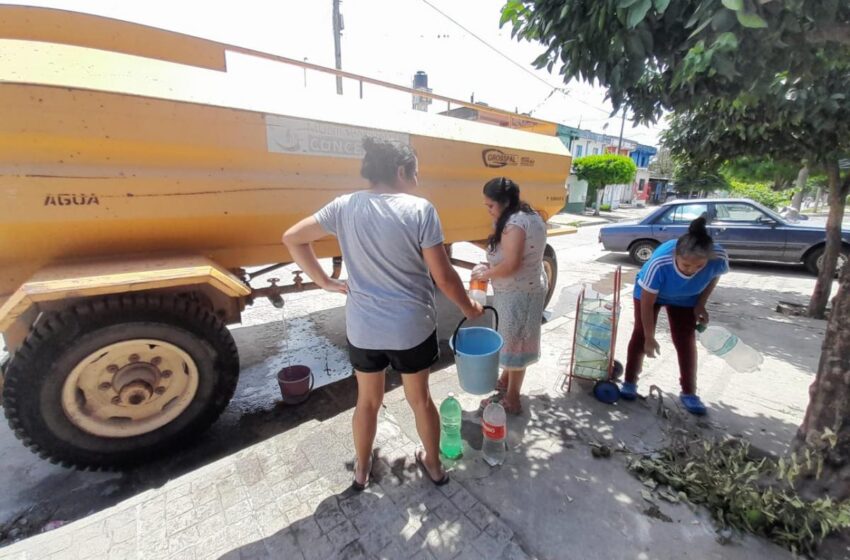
[{"x1": 487, "y1": 211, "x2": 548, "y2": 369}]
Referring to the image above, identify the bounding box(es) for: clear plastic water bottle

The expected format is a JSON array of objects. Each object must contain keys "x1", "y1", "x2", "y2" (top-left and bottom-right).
[
  {"x1": 696, "y1": 324, "x2": 763, "y2": 373},
  {"x1": 482, "y1": 402, "x2": 506, "y2": 466},
  {"x1": 439, "y1": 393, "x2": 463, "y2": 460},
  {"x1": 469, "y1": 264, "x2": 489, "y2": 306}
]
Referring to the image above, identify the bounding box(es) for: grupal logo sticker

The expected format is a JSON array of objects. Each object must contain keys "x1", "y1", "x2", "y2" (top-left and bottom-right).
[{"x1": 482, "y1": 149, "x2": 535, "y2": 168}]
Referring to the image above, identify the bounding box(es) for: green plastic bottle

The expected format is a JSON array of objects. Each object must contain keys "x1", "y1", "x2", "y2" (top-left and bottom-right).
[{"x1": 439, "y1": 393, "x2": 463, "y2": 460}]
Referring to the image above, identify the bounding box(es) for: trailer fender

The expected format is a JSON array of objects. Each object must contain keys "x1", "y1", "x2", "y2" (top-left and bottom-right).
[{"x1": 0, "y1": 255, "x2": 250, "y2": 352}]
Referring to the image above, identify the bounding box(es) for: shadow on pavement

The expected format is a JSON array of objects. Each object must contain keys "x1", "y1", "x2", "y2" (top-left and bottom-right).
[
  {"x1": 219, "y1": 383, "x2": 805, "y2": 560},
  {"x1": 455, "y1": 386, "x2": 802, "y2": 560}
]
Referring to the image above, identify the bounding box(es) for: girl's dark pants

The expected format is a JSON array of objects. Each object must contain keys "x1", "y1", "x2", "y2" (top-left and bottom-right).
[{"x1": 624, "y1": 298, "x2": 698, "y2": 395}]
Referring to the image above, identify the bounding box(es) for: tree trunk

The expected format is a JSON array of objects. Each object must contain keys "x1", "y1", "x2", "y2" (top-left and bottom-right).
[
  {"x1": 807, "y1": 162, "x2": 849, "y2": 318},
  {"x1": 787, "y1": 165, "x2": 809, "y2": 220},
  {"x1": 814, "y1": 187, "x2": 823, "y2": 212},
  {"x1": 594, "y1": 188, "x2": 603, "y2": 216},
  {"x1": 796, "y1": 262, "x2": 850, "y2": 501}
]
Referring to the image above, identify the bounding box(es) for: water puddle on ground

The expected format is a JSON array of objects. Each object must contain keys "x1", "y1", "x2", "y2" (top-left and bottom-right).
[{"x1": 228, "y1": 304, "x2": 351, "y2": 417}]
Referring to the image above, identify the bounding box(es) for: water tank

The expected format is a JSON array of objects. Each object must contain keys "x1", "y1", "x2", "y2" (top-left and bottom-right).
[{"x1": 413, "y1": 71, "x2": 428, "y2": 90}]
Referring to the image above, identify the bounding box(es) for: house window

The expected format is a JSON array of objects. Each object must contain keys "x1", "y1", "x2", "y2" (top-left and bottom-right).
[
  {"x1": 638, "y1": 179, "x2": 645, "y2": 192},
  {"x1": 592, "y1": 147, "x2": 599, "y2": 155},
  {"x1": 575, "y1": 145, "x2": 583, "y2": 157}
]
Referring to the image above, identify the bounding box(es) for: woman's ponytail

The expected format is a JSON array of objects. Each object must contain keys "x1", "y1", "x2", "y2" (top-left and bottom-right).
[{"x1": 677, "y1": 216, "x2": 715, "y2": 259}]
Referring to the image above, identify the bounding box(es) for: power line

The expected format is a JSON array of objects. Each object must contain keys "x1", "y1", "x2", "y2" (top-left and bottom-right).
[
  {"x1": 418, "y1": 0, "x2": 557, "y2": 89},
  {"x1": 418, "y1": 0, "x2": 613, "y2": 117}
]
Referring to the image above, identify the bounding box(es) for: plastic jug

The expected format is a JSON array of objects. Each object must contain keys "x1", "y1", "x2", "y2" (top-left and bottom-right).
[
  {"x1": 469, "y1": 264, "x2": 489, "y2": 306},
  {"x1": 697, "y1": 324, "x2": 763, "y2": 373},
  {"x1": 482, "y1": 401, "x2": 506, "y2": 466},
  {"x1": 439, "y1": 393, "x2": 463, "y2": 459}
]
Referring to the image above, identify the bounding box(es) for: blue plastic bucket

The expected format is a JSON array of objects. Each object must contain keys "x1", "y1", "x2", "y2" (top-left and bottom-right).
[{"x1": 449, "y1": 307, "x2": 503, "y2": 395}]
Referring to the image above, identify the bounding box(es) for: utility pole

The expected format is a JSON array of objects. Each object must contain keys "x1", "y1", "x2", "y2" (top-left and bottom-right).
[
  {"x1": 332, "y1": 0, "x2": 343, "y2": 95},
  {"x1": 616, "y1": 107, "x2": 626, "y2": 153}
]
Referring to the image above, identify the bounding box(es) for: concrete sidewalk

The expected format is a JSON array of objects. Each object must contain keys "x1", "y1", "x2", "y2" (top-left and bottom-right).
[
  {"x1": 0, "y1": 258, "x2": 823, "y2": 560},
  {"x1": 550, "y1": 206, "x2": 652, "y2": 228}
]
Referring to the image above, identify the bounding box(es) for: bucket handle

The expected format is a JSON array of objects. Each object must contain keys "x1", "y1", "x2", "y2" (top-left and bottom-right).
[{"x1": 451, "y1": 306, "x2": 499, "y2": 355}]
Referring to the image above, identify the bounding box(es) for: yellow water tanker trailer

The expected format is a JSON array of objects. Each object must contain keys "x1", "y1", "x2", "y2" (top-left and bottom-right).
[{"x1": 0, "y1": 6, "x2": 573, "y2": 469}]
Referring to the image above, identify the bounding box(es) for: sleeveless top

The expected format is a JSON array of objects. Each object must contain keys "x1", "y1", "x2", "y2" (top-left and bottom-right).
[{"x1": 487, "y1": 212, "x2": 547, "y2": 293}]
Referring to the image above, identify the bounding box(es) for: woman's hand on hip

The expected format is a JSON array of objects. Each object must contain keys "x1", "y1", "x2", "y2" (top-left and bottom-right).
[{"x1": 321, "y1": 278, "x2": 348, "y2": 295}]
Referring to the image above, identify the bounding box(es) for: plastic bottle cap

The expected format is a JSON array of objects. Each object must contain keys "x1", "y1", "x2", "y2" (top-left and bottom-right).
[
  {"x1": 695, "y1": 323, "x2": 707, "y2": 333},
  {"x1": 448, "y1": 392, "x2": 455, "y2": 398}
]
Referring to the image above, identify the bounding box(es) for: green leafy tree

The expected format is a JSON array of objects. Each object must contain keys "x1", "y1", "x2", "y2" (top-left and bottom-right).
[
  {"x1": 673, "y1": 159, "x2": 728, "y2": 196},
  {"x1": 573, "y1": 154, "x2": 637, "y2": 214},
  {"x1": 722, "y1": 156, "x2": 800, "y2": 191},
  {"x1": 502, "y1": 0, "x2": 850, "y2": 503},
  {"x1": 502, "y1": 0, "x2": 849, "y2": 315},
  {"x1": 727, "y1": 180, "x2": 792, "y2": 209}
]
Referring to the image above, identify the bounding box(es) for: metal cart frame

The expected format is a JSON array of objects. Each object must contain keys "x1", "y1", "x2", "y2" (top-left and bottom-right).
[{"x1": 564, "y1": 266, "x2": 624, "y2": 403}]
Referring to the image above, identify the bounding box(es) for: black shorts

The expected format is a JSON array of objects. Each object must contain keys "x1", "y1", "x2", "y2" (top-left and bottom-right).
[{"x1": 348, "y1": 331, "x2": 439, "y2": 374}]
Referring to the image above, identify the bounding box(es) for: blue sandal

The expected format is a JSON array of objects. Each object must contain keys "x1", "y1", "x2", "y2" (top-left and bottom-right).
[
  {"x1": 620, "y1": 382, "x2": 638, "y2": 401},
  {"x1": 679, "y1": 394, "x2": 707, "y2": 416}
]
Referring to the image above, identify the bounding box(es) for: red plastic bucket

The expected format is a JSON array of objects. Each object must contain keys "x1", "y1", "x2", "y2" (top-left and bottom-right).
[{"x1": 277, "y1": 365, "x2": 313, "y2": 405}]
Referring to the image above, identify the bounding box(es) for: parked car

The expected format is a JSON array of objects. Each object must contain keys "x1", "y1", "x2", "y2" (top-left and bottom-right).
[{"x1": 599, "y1": 198, "x2": 850, "y2": 275}]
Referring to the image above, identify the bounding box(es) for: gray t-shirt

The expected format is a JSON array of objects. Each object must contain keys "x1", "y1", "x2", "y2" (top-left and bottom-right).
[{"x1": 314, "y1": 191, "x2": 445, "y2": 350}]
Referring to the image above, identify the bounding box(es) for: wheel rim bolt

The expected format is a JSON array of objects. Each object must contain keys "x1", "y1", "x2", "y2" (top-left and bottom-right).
[
  {"x1": 99, "y1": 382, "x2": 112, "y2": 391},
  {"x1": 161, "y1": 370, "x2": 172, "y2": 378},
  {"x1": 128, "y1": 354, "x2": 140, "y2": 362},
  {"x1": 155, "y1": 387, "x2": 166, "y2": 395},
  {"x1": 111, "y1": 396, "x2": 121, "y2": 405},
  {"x1": 107, "y1": 365, "x2": 119, "y2": 373},
  {"x1": 151, "y1": 356, "x2": 162, "y2": 366}
]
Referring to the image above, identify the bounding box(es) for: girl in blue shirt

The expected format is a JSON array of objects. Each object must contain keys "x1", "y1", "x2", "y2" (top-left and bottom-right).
[{"x1": 621, "y1": 217, "x2": 729, "y2": 415}]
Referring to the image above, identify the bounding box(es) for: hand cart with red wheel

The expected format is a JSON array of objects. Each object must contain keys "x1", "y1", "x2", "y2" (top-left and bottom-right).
[{"x1": 564, "y1": 266, "x2": 624, "y2": 403}]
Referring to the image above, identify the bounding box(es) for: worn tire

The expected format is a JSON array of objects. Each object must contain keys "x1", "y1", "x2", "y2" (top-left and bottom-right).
[
  {"x1": 1, "y1": 294, "x2": 239, "y2": 470},
  {"x1": 629, "y1": 240, "x2": 659, "y2": 265},
  {"x1": 804, "y1": 245, "x2": 850, "y2": 276},
  {"x1": 543, "y1": 245, "x2": 558, "y2": 307}
]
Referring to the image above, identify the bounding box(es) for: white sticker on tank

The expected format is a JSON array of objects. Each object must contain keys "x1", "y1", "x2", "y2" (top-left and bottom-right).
[{"x1": 266, "y1": 115, "x2": 410, "y2": 158}]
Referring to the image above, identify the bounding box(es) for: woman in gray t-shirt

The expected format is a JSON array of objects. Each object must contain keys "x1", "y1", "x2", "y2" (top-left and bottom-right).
[
  {"x1": 284, "y1": 138, "x2": 482, "y2": 491},
  {"x1": 473, "y1": 177, "x2": 548, "y2": 415}
]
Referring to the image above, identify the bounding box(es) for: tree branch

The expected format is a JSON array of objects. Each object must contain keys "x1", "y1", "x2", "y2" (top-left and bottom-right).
[{"x1": 808, "y1": 24, "x2": 850, "y2": 46}]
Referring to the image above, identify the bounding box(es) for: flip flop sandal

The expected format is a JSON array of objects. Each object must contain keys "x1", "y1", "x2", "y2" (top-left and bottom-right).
[
  {"x1": 415, "y1": 449, "x2": 449, "y2": 486},
  {"x1": 351, "y1": 457, "x2": 373, "y2": 492}
]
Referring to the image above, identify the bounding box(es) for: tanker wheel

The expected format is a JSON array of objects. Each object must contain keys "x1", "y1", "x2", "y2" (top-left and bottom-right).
[
  {"x1": 1, "y1": 294, "x2": 239, "y2": 470},
  {"x1": 543, "y1": 245, "x2": 559, "y2": 307}
]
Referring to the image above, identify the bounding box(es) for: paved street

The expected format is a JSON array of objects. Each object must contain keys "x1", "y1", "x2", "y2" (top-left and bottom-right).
[{"x1": 0, "y1": 210, "x2": 836, "y2": 559}]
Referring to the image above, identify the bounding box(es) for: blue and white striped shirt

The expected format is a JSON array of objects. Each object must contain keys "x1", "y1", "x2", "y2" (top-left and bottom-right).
[{"x1": 634, "y1": 240, "x2": 729, "y2": 307}]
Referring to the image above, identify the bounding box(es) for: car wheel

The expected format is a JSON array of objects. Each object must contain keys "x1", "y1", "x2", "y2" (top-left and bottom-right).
[
  {"x1": 805, "y1": 246, "x2": 850, "y2": 276},
  {"x1": 629, "y1": 241, "x2": 658, "y2": 265}
]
